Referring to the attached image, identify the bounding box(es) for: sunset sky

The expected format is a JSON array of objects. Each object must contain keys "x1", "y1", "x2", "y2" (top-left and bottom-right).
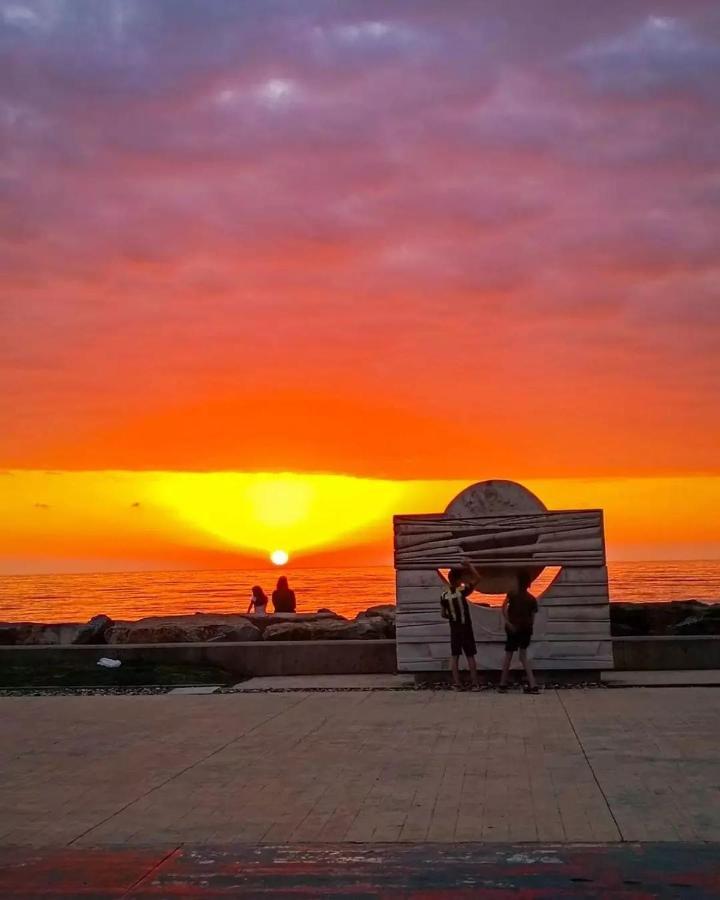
[{"x1": 2, "y1": 1, "x2": 720, "y2": 573}]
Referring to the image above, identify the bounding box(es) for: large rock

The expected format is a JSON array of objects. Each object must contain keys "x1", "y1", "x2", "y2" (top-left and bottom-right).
[
  {"x1": 610, "y1": 601, "x2": 713, "y2": 636},
  {"x1": 245, "y1": 611, "x2": 344, "y2": 634},
  {"x1": 672, "y1": 605, "x2": 720, "y2": 635},
  {"x1": 354, "y1": 605, "x2": 396, "y2": 638},
  {"x1": 107, "y1": 615, "x2": 261, "y2": 644},
  {"x1": 315, "y1": 618, "x2": 388, "y2": 640},
  {"x1": 1, "y1": 620, "x2": 107, "y2": 645},
  {"x1": 22, "y1": 623, "x2": 83, "y2": 645},
  {"x1": 0, "y1": 623, "x2": 29, "y2": 645},
  {"x1": 73, "y1": 614, "x2": 113, "y2": 645},
  {"x1": 263, "y1": 617, "x2": 389, "y2": 641},
  {"x1": 359, "y1": 604, "x2": 395, "y2": 622},
  {"x1": 262, "y1": 621, "x2": 315, "y2": 641}
]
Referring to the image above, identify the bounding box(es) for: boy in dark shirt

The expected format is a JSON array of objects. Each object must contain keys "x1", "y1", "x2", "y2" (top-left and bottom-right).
[
  {"x1": 499, "y1": 571, "x2": 539, "y2": 693},
  {"x1": 440, "y1": 563, "x2": 481, "y2": 691}
]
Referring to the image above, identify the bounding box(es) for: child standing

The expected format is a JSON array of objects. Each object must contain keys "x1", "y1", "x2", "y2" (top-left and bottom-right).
[
  {"x1": 440, "y1": 565, "x2": 481, "y2": 691},
  {"x1": 499, "y1": 571, "x2": 539, "y2": 693}
]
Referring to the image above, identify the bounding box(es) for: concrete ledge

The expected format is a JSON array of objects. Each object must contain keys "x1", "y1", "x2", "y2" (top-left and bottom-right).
[
  {"x1": 2, "y1": 636, "x2": 719, "y2": 677},
  {"x1": 602, "y1": 669, "x2": 720, "y2": 687},
  {"x1": 0, "y1": 640, "x2": 397, "y2": 678},
  {"x1": 613, "y1": 636, "x2": 720, "y2": 671}
]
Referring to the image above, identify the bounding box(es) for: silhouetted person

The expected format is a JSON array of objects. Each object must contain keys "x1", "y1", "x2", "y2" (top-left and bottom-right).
[
  {"x1": 272, "y1": 576, "x2": 296, "y2": 613},
  {"x1": 499, "y1": 571, "x2": 539, "y2": 693},
  {"x1": 247, "y1": 585, "x2": 268, "y2": 617},
  {"x1": 440, "y1": 562, "x2": 482, "y2": 690}
]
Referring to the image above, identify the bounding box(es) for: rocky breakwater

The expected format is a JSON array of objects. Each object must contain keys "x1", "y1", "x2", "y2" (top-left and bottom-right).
[
  {"x1": 611, "y1": 600, "x2": 720, "y2": 636},
  {"x1": 0, "y1": 606, "x2": 397, "y2": 645},
  {"x1": 261, "y1": 605, "x2": 396, "y2": 641}
]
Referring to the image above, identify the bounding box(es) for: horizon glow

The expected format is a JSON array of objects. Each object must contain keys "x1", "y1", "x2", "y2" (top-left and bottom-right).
[{"x1": 1, "y1": 471, "x2": 719, "y2": 575}]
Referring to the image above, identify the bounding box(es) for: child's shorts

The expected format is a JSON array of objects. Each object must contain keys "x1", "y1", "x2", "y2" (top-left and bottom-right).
[
  {"x1": 505, "y1": 626, "x2": 533, "y2": 652},
  {"x1": 450, "y1": 622, "x2": 477, "y2": 657}
]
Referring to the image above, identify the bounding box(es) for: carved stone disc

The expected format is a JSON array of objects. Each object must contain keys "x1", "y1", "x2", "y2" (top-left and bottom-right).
[{"x1": 444, "y1": 480, "x2": 547, "y2": 594}]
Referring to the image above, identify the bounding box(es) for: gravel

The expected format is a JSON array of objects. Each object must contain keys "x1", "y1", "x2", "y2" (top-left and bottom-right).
[
  {"x1": 218, "y1": 682, "x2": 608, "y2": 694},
  {"x1": 1, "y1": 681, "x2": 609, "y2": 697},
  {"x1": 0, "y1": 686, "x2": 175, "y2": 697}
]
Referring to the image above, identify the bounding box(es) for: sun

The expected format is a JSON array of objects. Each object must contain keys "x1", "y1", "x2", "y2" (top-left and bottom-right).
[{"x1": 270, "y1": 549, "x2": 289, "y2": 566}]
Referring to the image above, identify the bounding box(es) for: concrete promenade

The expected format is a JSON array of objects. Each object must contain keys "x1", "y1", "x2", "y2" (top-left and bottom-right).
[{"x1": 2, "y1": 687, "x2": 719, "y2": 848}]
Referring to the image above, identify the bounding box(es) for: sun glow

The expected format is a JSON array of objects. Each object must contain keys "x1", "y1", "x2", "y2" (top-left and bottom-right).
[
  {"x1": 2, "y1": 471, "x2": 720, "y2": 574},
  {"x1": 270, "y1": 549, "x2": 289, "y2": 566},
  {"x1": 147, "y1": 471, "x2": 410, "y2": 559}
]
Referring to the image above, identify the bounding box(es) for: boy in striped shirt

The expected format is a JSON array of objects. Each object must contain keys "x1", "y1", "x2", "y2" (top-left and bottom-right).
[{"x1": 440, "y1": 563, "x2": 482, "y2": 691}]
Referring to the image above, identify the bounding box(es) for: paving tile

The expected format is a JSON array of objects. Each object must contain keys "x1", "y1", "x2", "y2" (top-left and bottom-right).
[
  {"x1": 602, "y1": 669, "x2": 720, "y2": 687},
  {"x1": 232, "y1": 674, "x2": 415, "y2": 690},
  {"x1": 166, "y1": 686, "x2": 221, "y2": 695},
  {"x1": 1, "y1": 688, "x2": 718, "y2": 848}
]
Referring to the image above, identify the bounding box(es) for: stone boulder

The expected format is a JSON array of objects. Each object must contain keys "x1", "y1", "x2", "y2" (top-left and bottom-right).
[
  {"x1": 360, "y1": 604, "x2": 395, "y2": 622},
  {"x1": 0, "y1": 623, "x2": 30, "y2": 645},
  {"x1": 262, "y1": 621, "x2": 315, "y2": 641},
  {"x1": 672, "y1": 605, "x2": 720, "y2": 635},
  {"x1": 22, "y1": 623, "x2": 83, "y2": 645},
  {"x1": 263, "y1": 616, "x2": 388, "y2": 641},
  {"x1": 610, "y1": 601, "x2": 710, "y2": 636},
  {"x1": 2, "y1": 620, "x2": 112, "y2": 646},
  {"x1": 354, "y1": 605, "x2": 396, "y2": 638},
  {"x1": 107, "y1": 614, "x2": 261, "y2": 644},
  {"x1": 245, "y1": 611, "x2": 344, "y2": 634},
  {"x1": 314, "y1": 617, "x2": 388, "y2": 640},
  {"x1": 73, "y1": 614, "x2": 113, "y2": 645}
]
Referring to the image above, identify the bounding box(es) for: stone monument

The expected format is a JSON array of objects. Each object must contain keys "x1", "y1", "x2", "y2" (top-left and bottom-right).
[{"x1": 393, "y1": 480, "x2": 612, "y2": 672}]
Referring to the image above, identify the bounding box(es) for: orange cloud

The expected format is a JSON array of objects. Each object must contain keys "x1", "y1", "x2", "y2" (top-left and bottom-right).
[{"x1": 2, "y1": 2, "x2": 719, "y2": 545}]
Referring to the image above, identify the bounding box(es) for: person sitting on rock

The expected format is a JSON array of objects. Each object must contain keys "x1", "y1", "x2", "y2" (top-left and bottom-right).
[
  {"x1": 272, "y1": 576, "x2": 297, "y2": 614},
  {"x1": 247, "y1": 585, "x2": 268, "y2": 617}
]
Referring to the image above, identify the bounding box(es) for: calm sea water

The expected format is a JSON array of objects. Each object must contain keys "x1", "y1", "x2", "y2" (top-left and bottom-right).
[{"x1": 1, "y1": 561, "x2": 719, "y2": 623}]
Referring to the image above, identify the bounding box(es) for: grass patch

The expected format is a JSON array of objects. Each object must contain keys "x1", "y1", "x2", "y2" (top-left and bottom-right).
[{"x1": 0, "y1": 658, "x2": 236, "y2": 688}]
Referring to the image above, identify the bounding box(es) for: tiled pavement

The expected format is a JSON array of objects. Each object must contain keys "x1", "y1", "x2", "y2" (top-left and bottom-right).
[{"x1": 1, "y1": 688, "x2": 719, "y2": 848}]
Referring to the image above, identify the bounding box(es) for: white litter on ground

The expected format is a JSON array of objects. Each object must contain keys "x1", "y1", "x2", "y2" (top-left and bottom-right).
[{"x1": 96, "y1": 657, "x2": 122, "y2": 668}]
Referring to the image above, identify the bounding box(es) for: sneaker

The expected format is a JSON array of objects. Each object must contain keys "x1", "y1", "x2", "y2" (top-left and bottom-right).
[
  {"x1": 470, "y1": 684, "x2": 481, "y2": 692},
  {"x1": 497, "y1": 685, "x2": 508, "y2": 693},
  {"x1": 523, "y1": 686, "x2": 540, "y2": 694},
  {"x1": 451, "y1": 683, "x2": 463, "y2": 691}
]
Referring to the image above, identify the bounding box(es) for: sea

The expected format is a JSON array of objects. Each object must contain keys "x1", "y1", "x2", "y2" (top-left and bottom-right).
[{"x1": 1, "y1": 561, "x2": 719, "y2": 623}]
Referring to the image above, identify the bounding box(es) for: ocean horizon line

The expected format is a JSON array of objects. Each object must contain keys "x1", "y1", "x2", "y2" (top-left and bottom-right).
[{"x1": 3, "y1": 558, "x2": 720, "y2": 580}]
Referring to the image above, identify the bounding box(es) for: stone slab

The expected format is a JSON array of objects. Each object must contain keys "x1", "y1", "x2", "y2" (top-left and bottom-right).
[
  {"x1": 2, "y1": 688, "x2": 720, "y2": 847},
  {"x1": 231, "y1": 674, "x2": 415, "y2": 691},
  {"x1": 0, "y1": 639, "x2": 398, "y2": 678},
  {"x1": 3, "y1": 638, "x2": 720, "y2": 677},
  {"x1": 602, "y1": 669, "x2": 720, "y2": 687},
  {"x1": 613, "y1": 636, "x2": 720, "y2": 670},
  {"x1": 167, "y1": 685, "x2": 222, "y2": 695}
]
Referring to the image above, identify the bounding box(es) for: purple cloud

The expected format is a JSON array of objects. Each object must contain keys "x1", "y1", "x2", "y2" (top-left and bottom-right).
[{"x1": 1, "y1": 1, "x2": 719, "y2": 476}]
